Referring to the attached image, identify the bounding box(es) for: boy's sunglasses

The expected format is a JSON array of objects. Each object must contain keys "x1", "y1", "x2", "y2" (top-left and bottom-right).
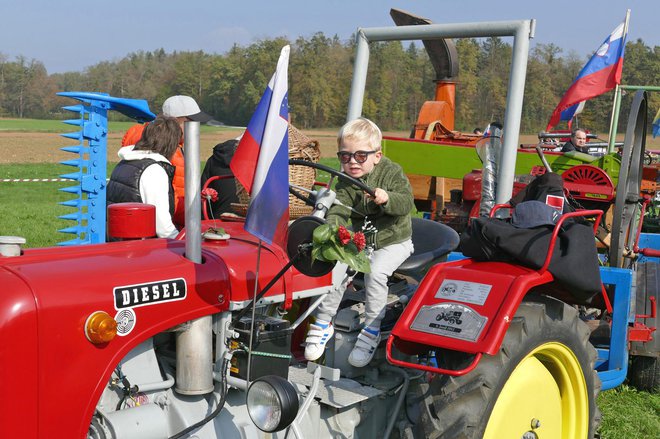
[{"x1": 337, "y1": 150, "x2": 377, "y2": 164}]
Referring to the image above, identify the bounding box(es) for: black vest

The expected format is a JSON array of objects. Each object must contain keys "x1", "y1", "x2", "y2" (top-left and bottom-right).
[{"x1": 107, "y1": 159, "x2": 175, "y2": 217}]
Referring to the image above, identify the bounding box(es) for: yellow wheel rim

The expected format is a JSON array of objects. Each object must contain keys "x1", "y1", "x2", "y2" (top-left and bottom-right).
[{"x1": 483, "y1": 342, "x2": 589, "y2": 439}]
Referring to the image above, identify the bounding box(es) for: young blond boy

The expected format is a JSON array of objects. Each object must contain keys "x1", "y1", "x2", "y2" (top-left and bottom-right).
[{"x1": 305, "y1": 118, "x2": 414, "y2": 367}]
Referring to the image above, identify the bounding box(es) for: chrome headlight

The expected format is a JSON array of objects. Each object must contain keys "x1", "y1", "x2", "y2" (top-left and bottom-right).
[{"x1": 247, "y1": 375, "x2": 299, "y2": 432}]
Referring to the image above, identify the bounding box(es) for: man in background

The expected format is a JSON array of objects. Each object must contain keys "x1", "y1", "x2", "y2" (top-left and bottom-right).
[{"x1": 561, "y1": 128, "x2": 589, "y2": 154}]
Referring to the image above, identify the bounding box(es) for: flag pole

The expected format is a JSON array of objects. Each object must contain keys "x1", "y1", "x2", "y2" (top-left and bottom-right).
[
  {"x1": 607, "y1": 85, "x2": 621, "y2": 153},
  {"x1": 607, "y1": 10, "x2": 630, "y2": 153},
  {"x1": 246, "y1": 239, "x2": 263, "y2": 386}
]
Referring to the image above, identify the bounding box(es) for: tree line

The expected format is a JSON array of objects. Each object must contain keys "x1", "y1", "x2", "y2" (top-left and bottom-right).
[{"x1": 0, "y1": 33, "x2": 657, "y2": 135}]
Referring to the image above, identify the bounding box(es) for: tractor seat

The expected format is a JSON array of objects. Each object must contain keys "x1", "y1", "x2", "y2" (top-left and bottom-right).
[{"x1": 396, "y1": 218, "x2": 460, "y2": 278}]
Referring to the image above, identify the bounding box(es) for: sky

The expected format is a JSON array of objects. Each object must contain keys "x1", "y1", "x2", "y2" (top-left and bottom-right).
[{"x1": 1, "y1": 0, "x2": 657, "y2": 74}]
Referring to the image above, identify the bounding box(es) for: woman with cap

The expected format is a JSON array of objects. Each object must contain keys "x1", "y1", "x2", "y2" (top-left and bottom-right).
[{"x1": 120, "y1": 96, "x2": 213, "y2": 226}]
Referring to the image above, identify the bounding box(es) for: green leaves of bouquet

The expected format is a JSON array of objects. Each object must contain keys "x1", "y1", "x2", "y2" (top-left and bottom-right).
[{"x1": 311, "y1": 224, "x2": 371, "y2": 273}]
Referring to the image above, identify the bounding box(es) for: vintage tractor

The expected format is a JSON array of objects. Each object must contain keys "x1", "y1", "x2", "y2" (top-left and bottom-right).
[
  {"x1": 384, "y1": 10, "x2": 659, "y2": 235},
  {"x1": 379, "y1": 7, "x2": 659, "y2": 394},
  {"x1": 0, "y1": 14, "x2": 657, "y2": 439}
]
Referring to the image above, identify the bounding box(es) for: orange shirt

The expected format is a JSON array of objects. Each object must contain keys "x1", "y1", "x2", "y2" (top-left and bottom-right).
[
  {"x1": 121, "y1": 123, "x2": 146, "y2": 148},
  {"x1": 170, "y1": 147, "x2": 185, "y2": 226}
]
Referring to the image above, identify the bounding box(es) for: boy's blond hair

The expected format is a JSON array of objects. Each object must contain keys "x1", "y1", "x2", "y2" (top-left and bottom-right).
[{"x1": 337, "y1": 117, "x2": 382, "y2": 151}]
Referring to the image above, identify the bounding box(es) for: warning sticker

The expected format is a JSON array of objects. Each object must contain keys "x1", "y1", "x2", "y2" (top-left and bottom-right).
[
  {"x1": 115, "y1": 309, "x2": 136, "y2": 336},
  {"x1": 411, "y1": 303, "x2": 487, "y2": 342},
  {"x1": 435, "y1": 279, "x2": 492, "y2": 306}
]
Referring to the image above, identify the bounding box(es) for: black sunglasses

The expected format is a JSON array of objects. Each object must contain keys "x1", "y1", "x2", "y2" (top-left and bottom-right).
[{"x1": 337, "y1": 150, "x2": 377, "y2": 164}]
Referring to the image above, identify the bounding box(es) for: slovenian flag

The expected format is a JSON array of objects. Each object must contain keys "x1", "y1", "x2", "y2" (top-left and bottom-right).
[
  {"x1": 230, "y1": 46, "x2": 290, "y2": 246},
  {"x1": 559, "y1": 101, "x2": 585, "y2": 129},
  {"x1": 547, "y1": 16, "x2": 628, "y2": 131}
]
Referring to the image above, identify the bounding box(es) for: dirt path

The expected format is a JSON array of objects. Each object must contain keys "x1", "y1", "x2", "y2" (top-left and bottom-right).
[
  {"x1": 0, "y1": 130, "x2": 341, "y2": 164},
  {"x1": 0, "y1": 131, "x2": 236, "y2": 164},
  {"x1": 4, "y1": 130, "x2": 655, "y2": 165},
  {"x1": 0, "y1": 130, "x2": 545, "y2": 164}
]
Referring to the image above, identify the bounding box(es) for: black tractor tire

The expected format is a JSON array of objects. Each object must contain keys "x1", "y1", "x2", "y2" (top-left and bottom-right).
[
  {"x1": 629, "y1": 355, "x2": 660, "y2": 392},
  {"x1": 413, "y1": 295, "x2": 601, "y2": 438}
]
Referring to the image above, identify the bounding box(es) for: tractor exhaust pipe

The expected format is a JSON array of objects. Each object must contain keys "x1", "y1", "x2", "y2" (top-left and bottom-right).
[
  {"x1": 175, "y1": 121, "x2": 214, "y2": 395},
  {"x1": 390, "y1": 8, "x2": 458, "y2": 130}
]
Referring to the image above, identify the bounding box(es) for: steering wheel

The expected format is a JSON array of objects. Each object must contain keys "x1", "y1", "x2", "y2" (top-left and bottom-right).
[
  {"x1": 609, "y1": 90, "x2": 648, "y2": 269},
  {"x1": 289, "y1": 183, "x2": 316, "y2": 207},
  {"x1": 289, "y1": 159, "x2": 378, "y2": 212},
  {"x1": 286, "y1": 159, "x2": 380, "y2": 277},
  {"x1": 644, "y1": 151, "x2": 654, "y2": 166}
]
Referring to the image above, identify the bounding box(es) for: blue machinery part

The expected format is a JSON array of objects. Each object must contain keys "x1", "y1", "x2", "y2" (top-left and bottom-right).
[
  {"x1": 56, "y1": 92, "x2": 156, "y2": 245},
  {"x1": 596, "y1": 267, "x2": 633, "y2": 390}
]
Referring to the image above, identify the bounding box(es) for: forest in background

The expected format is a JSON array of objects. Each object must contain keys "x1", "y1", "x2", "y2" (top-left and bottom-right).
[{"x1": 0, "y1": 33, "x2": 658, "y2": 134}]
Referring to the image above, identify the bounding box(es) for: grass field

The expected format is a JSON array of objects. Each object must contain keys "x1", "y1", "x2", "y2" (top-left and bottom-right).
[
  {"x1": 0, "y1": 122, "x2": 659, "y2": 437},
  {"x1": 0, "y1": 173, "x2": 69, "y2": 247}
]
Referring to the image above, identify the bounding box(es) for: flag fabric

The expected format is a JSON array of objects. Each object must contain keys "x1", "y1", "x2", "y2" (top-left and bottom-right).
[
  {"x1": 653, "y1": 108, "x2": 660, "y2": 138},
  {"x1": 546, "y1": 18, "x2": 627, "y2": 131},
  {"x1": 230, "y1": 46, "x2": 290, "y2": 246},
  {"x1": 560, "y1": 101, "x2": 586, "y2": 129}
]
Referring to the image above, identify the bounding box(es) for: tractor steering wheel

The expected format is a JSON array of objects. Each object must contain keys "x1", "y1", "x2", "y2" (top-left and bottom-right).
[
  {"x1": 289, "y1": 159, "x2": 379, "y2": 213},
  {"x1": 286, "y1": 159, "x2": 379, "y2": 277}
]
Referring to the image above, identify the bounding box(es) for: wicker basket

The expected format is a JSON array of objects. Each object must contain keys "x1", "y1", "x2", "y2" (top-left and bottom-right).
[{"x1": 232, "y1": 124, "x2": 320, "y2": 219}]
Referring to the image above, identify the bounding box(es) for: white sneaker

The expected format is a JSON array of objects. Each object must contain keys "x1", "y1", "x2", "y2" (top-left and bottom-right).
[
  {"x1": 304, "y1": 322, "x2": 334, "y2": 361},
  {"x1": 348, "y1": 329, "x2": 381, "y2": 367}
]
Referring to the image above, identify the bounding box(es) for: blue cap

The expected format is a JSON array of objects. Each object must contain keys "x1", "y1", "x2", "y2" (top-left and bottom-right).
[{"x1": 511, "y1": 200, "x2": 561, "y2": 228}]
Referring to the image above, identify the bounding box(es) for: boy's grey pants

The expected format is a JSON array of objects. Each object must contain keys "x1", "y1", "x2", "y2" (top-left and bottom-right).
[{"x1": 316, "y1": 239, "x2": 414, "y2": 329}]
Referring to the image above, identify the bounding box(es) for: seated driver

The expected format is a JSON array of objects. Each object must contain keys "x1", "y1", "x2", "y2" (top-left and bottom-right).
[
  {"x1": 561, "y1": 128, "x2": 589, "y2": 154},
  {"x1": 304, "y1": 117, "x2": 415, "y2": 367}
]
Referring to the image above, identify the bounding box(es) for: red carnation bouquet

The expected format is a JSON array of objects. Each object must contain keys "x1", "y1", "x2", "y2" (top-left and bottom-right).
[
  {"x1": 311, "y1": 224, "x2": 371, "y2": 273},
  {"x1": 201, "y1": 188, "x2": 219, "y2": 203}
]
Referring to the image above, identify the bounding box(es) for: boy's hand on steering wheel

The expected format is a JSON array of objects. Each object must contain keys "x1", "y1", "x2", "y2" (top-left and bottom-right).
[{"x1": 366, "y1": 188, "x2": 389, "y2": 205}]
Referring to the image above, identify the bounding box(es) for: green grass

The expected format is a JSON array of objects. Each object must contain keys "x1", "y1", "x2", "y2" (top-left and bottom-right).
[
  {"x1": 0, "y1": 117, "x2": 235, "y2": 134},
  {"x1": 318, "y1": 157, "x2": 339, "y2": 182},
  {"x1": 597, "y1": 385, "x2": 660, "y2": 438},
  {"x1": 0, "y1": 179, "x2": 71, "y2": 248},
  {"x1": 0, "y1": 162, "x2": 70, "y2": 179},
  {"x1": 0, "y1": 163, "x2": 115, "y2": 247}
]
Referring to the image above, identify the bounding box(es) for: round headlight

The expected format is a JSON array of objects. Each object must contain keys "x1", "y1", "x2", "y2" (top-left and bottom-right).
[{"x1": 247, "y1": 375, "x2": 299, "y2": 432}]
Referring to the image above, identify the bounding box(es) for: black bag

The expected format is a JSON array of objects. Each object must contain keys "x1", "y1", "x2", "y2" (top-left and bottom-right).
[
  {"x1": 509, "y1": 172, "x2": 575, "y2": 214},
  {"x1": 460, "y1": 217, "x2": 601, "y2": 301}
]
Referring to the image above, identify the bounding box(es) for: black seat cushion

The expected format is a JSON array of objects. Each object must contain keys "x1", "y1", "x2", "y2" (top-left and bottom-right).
[{"x1": 397, "y1": 218, "x2": 460, "y2": 276}]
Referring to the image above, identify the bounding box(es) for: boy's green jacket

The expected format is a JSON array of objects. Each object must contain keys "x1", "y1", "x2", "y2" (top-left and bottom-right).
[{"x1": 327, "y1": 156, "x2": 414, "y2": 250}]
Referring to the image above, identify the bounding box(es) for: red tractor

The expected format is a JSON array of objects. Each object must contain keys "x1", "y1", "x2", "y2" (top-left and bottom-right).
[{"x1": 0, "y1": 13, "x2": 657, "y2": 439}]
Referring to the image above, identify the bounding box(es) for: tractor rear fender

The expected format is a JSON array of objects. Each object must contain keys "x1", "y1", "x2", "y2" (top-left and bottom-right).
[{"x1": 389, "y1": 258, "x2": 556, "y2": 364}]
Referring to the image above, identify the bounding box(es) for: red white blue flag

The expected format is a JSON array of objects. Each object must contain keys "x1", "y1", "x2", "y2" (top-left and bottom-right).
[
  {"x1": 559, "y1": 101, "x2": 585, "y2": 129},
  {"x1": 547, "y1": 17, "x2": 628, "y2": 131},
  {"x1": 231, "y1": 46, "x2": 290, "y2": 246}
]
